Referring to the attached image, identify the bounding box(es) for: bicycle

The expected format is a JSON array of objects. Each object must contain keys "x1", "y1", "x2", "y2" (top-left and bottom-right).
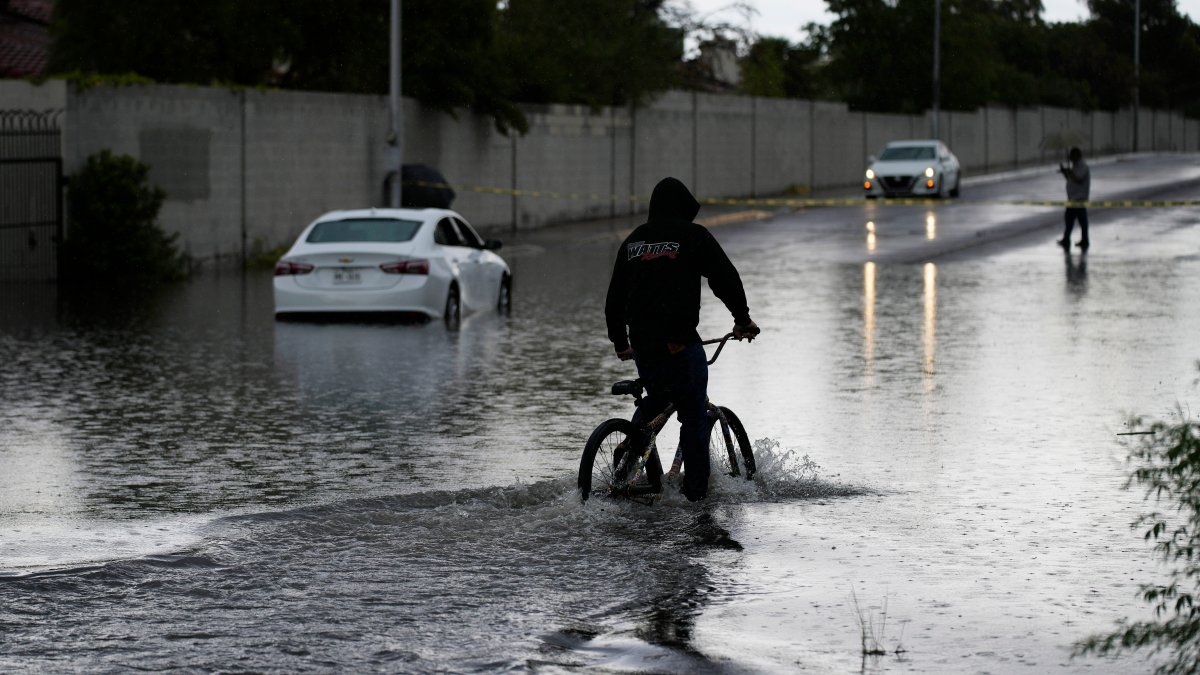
[{"x1": 578, "y1": 333, "x2": 756, "y2": 504}]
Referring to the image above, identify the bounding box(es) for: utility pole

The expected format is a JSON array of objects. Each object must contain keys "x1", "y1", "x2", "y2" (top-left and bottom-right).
[
  {"x1": 932, "y1": 0, "x2": 941, "y2": 139},
  {"x1": 389, "y1": 0, "x2": 404, "y2": 206},
  {"x1": 1133, "y1": 0, "x2": 1140, "y2": 152}
]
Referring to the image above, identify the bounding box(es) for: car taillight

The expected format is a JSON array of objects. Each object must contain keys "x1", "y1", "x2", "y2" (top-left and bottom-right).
[
  {"x1": 274, "y1": 260, "x2": 314, "y2": 276},
  {"x1": 380, "y1": 259, "x2": 429, "y2": 275}
]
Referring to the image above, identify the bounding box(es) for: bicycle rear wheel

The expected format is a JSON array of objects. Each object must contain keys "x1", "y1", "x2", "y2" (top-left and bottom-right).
[
  {"x1": 708, "y1": 406, "x2": 756, "y2": 479},
  {"x1": 578, "y1": 418, "x2": 662, "y2": 503}
]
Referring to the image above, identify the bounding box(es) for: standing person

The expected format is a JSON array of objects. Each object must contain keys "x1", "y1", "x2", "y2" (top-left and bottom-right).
[
  {"x1": 1057, "y1": 146, "x2": 1091, "y2": 251},
  {"x1": 604, "y1": 177, "x2": 759, "y2": 502}
]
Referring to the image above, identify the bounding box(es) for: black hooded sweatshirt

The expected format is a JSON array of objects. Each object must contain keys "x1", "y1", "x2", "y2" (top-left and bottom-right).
[{"x1": 605, "y1": 177, "x2": 750, "y2": 360}]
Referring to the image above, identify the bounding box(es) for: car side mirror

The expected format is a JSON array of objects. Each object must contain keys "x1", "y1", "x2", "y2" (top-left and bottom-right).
[
  {"x1": 484, "y1": 239, "x2": 502, "y2": 251},
  {"x1": 867, "y1": 155, "x2": 877, "y2": 164}
]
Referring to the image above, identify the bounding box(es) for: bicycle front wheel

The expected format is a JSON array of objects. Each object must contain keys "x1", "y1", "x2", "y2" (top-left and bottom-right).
[
  {"x1": 578, "y1": 418, "x2": 661, "y2": 503},
  {"x1": 709, "y1": 406, "x2": 756, "y2": 479}
]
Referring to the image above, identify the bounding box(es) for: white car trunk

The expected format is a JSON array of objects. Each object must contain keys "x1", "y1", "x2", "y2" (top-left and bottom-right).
[{"x1": 289, "y1": 245, "x2": 421, "y2": 290}]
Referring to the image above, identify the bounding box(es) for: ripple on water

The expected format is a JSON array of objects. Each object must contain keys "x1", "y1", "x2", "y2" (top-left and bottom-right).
[{"x1": 1, "y1": 439, "x2": 869, "y2": 672}]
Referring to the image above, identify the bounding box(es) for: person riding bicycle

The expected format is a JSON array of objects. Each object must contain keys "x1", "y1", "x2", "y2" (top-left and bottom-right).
[{"x1": 604, "y1": 176, "x2": 759, "y2": 502}]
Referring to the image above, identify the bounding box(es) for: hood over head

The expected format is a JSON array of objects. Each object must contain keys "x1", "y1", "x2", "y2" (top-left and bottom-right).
[{"x1": 647, "y1": 177, "x2": 700, "y2": 224}]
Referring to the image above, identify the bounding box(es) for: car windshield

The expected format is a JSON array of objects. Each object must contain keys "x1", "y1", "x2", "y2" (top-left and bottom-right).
[
  {"x1": 879, "y1": 146, "x2": 936, "y2": 161},
  {"x1": 306, "y1": 218, "x2": 422, "y2": 243}
]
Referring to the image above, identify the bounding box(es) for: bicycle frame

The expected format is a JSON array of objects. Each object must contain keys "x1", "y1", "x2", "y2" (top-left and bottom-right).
[
  {"x1": 636, "y1": 399, "x2": 738, "y2": 477},
  {"x1": 611, "y1": 333, "x2": 748, "y2": 498}
]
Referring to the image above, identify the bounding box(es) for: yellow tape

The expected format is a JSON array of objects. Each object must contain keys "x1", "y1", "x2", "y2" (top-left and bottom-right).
[{"x1": 405, "y1": 181, "x2": 1200, "y2": 209}]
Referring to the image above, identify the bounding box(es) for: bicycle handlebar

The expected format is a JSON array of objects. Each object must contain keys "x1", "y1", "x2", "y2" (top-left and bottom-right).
[{"x1": 701, "y1": 331, "x2": 755, "y2": 365}]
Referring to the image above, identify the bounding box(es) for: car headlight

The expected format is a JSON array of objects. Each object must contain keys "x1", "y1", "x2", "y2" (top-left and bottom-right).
[
  {"x1": 924, "y1": 167, "x2": 935, "y2": 178},
  {"x1": 865, "y1": 168, "x2": 875, "y2": 180}
]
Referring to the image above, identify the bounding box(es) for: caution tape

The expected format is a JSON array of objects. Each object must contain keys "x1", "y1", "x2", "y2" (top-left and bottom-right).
[{"x1": 405, "y1": 181, "x2": 1200, "y2": 209}]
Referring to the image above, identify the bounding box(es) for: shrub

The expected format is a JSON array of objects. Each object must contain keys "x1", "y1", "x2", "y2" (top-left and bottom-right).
[
  {"x1": 61, "y1": 149, "x2": 186, "y2": 284},
  {"x1": 1075, "y1": 390, "x2": 1200, "y2": 674},
  {"x1": 244, "y1": 237, "x2": 289, "y2": 272}
]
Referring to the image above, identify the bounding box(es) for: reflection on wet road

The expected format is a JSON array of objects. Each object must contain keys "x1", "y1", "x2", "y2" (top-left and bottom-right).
[{"x1": 1, "y1": 155, "x2": 1199, "y2": 672}]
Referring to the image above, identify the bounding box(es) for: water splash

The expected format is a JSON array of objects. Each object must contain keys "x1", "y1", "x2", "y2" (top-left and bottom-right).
[{"x1": 707, "y1": 437, "x2": 870, "y2": 504}]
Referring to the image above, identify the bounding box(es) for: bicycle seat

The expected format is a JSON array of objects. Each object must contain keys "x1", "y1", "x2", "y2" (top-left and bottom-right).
[{"x1": 611, "y1": 380, "x2": 643, "y2": 398}]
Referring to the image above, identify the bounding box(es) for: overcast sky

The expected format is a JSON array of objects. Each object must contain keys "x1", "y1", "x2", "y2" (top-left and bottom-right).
[{"x1": 689, "y1": 0, "x2": 1200, "y2": 44}]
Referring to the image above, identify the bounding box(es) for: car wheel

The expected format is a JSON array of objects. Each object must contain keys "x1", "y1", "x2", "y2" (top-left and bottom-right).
[
  {"x1": 950, "y1": 174, "x2": 961, "y2": 198},
  {"x1": 497, "y1": 274, "x2": 512, "y2": 315},
  {"x1": 444, "y1": 283, "x2": 461, "y2": 330}
]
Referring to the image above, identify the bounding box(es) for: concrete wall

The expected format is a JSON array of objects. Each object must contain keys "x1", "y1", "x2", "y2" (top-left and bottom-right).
[
  {"x1": 3, "y1": 78, "x2": 1199, "y2": 268},
  {"x1": 632, "y1": 91, "x2": 695, "y2": 204},
  {"x1": 0, "y1": 79, "x2": 67, "y2": 110},
  {"x1": 58, "y1": 84, "x2": 391, "y2": 263},
  {"x1": 752, "y1": 97, "x2": 812, "y2": 196},
  {"x1": 983, "y1": 107, "x2": 1017, "y2": 171}
]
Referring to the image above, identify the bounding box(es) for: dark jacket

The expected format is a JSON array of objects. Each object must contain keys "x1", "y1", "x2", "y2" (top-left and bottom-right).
[{"x1": 605, "y1": 177, "x2": 750, "y2": 359}]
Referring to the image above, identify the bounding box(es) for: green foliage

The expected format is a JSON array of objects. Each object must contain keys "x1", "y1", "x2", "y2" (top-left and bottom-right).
[
  {"x1": 1075, "y1": 396, "x2": 1200, "y2": 674},
  {"x1": 47, "y1": 0, "x2": 687, "y2": 133},
  {"x1": 61, "y1": 150, "x2": 186, "y2": 285},
  {"x1": 45, "y1": 0, "x2": 1200, "y2": 119},
  {"x1": 1089, "y1": 0, "x2": 1200, "y2": 115},
  {"x1": 48, "y1": 0, "x2": 527, "y2": 133},
  {"x1": 244, "y1": 238, "x2": 289, "y2": 272},
  {"x1": 405, "y1": 0, "x2": 527, "y2": 134},
  {"x1": 497, "y1": 0, "x2": 683, "y2": 108},
  {"x1": 738, "y1": 36, "x2": 823, "y2": 99},
  {"x1": 781, "y1": 0, "x2": 1200, "y2": 113},
  {"x1": 31, "y1": 71, "x2": 156, "y2": 90}
]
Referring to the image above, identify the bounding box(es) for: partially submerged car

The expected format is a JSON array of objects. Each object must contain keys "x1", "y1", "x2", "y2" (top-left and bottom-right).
[
  {"x1": 273, "y1": 208, "x2": 511, "y2": 325},
  {"x1": 864, "y1": 140, "x2": 961, "y2": 198}
]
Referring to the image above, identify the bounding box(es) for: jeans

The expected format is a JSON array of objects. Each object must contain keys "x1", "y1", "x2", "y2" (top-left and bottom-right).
[
  {"x1": 631, "y1": 343, "x2": 710, "y2": 501},
  {"x1": 1063, "y1": 207, "x2": 1089, "y2": 246}
]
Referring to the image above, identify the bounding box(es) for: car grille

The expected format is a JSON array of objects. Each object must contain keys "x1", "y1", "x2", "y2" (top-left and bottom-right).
[{"x1": 883, "y1": 176, "x2": 914, "y2": 190}]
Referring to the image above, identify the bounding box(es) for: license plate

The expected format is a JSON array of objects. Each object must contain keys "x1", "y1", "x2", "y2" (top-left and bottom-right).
[{"x1": 332, "y1": 268, "x2": 362, "y2": 285}]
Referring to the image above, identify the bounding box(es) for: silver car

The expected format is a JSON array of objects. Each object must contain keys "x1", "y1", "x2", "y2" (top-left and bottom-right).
[{"x1": 864, "y1": 140, "x2": 961, "y2": 198}]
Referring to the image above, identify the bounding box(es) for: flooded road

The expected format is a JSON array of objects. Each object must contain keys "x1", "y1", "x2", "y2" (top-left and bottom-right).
[{"x1": 2, "y1": 155, "x2": 1199, "y2": 672}]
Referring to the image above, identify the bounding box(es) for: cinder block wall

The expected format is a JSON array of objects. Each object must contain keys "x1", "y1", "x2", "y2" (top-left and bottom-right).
[
  {"x1": 754, "y1": 98, "x2": 813, "y2": 196},
  {"x1": 243, "y1": 90, "x2": 386, "y2": 250},
  {"x1": 64, "y1": 85, "x2": 245, "y2": 262},
  {"x1": 4, "y1": 78, "x2": 1198, "y2": 267}
]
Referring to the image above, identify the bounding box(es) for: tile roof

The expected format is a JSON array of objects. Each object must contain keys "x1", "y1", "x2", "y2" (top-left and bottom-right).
[
  {"x1": 0, "y1": 1, "x2": 51, "y2": 77},
  {"x1": 5, "y1": 0, "x2": 53, "y2": 25}
]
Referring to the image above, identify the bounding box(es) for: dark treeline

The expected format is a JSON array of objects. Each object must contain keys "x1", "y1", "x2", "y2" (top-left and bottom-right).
[
  {"x1": 48, "y1": 0, "x2": 685, "y2": 133},
  {"x1": 743, "y1": 0, "x2": 1200, "y2": 116},
  {"x1": 47, "y1": 0, "x2": 1200, "y2": 134}
]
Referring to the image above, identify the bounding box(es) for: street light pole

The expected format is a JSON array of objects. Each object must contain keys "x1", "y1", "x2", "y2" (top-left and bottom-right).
[
  {"x1": 1133, "y1": 0, "x2": 1140, "y2": 152},
  {"x1": 932, "y1": 0, "x2": 941, "y2": 139},
  {"x1": 389, "y1": 0, "x2": 404, "y2": 207}
]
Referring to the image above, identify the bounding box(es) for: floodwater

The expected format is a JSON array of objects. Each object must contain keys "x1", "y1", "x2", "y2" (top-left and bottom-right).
[{"x1": 2, "y1": 160, "x2": 1199, "y2": 673}]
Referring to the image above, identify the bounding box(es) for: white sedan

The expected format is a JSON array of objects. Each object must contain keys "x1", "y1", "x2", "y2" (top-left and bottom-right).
[
  {"x1": 863, "y1": 140, "x2": 961, "y2": 198},
  {"x1": 273, "y1": 208, "x2": 511, "y2": 325}
]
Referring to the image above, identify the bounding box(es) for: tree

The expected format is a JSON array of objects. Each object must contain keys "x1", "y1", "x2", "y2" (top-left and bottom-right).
[
  {"x1": 60, "y1": 150, "x2": 186, "y2": 285},
  {"x1": 1075, "y1": 402, "x2": 1200, "y2": 674},
  {"x1": 48, "y1": 0, "x2": 527, "y2": 132},
  {"x1": 401, "y1": 0, "x2": 526, "y2": 133},
  {"x1": 496, "y1": 0, "x2": 684, "y2": 108},
  {"x1": 738, "y1": 35, "x2": 824, "y2": 99},
  {"x1": 1088, "y1": 0, "x2": 1200, "y2": 114},
  {"x1": 822, "y1": 0, "x2": 932, "y2": 113},
  {"x1": 814, "y1": 0, "x2": 1200, "y2": 114}
]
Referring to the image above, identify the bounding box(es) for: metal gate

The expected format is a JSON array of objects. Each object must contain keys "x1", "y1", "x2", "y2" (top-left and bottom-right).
[{"x1": 0, "y1": 110, "x2": 63, "y2": 281}]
